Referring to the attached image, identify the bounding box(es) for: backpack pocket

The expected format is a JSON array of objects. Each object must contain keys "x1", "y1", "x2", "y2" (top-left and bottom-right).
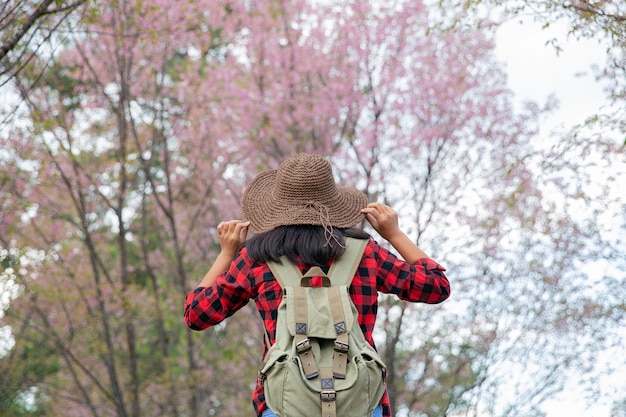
[
  {"x1": 261, "y1": 344, "x2": 386, "y2": 417},
  {"x1": 349, "y1": 347, "x2": 387, "y2": 411},
  {"x1": 262, "y1": 348, "x2": 320, "y2": 417}
]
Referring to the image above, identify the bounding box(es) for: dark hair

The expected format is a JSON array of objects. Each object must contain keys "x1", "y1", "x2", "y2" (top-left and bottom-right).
[{"x1": 245, "y1": 225, "x2": 370, "y2": 265}]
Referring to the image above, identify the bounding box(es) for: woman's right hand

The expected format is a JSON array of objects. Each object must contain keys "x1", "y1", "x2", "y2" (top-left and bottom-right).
[
  {"x1": 217, "y1": 220, "x2": 250, "y2": 258},
  {"x1": 194, "y1": 220, "x2": 250, "y2": 288}
]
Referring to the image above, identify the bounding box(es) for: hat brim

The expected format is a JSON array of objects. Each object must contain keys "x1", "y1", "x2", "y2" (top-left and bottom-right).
[{"x1": 241, "y1": 170, "x2": 368, "y2": 234}]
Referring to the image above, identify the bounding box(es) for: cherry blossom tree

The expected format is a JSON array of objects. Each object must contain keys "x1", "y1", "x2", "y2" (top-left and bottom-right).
[{"x1": 1, "y1": 0, "x2": 624, "y2": 416}]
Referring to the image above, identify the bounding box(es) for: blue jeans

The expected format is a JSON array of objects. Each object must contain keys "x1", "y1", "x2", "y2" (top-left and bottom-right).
[{"x1": 262, "y1": 405, "x2": 383, "y2": 417}]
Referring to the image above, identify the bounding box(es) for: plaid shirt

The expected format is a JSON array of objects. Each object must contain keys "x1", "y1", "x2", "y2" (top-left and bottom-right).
[{"x1": 184, "y1": 239, "x2": 450, "y2": 417}]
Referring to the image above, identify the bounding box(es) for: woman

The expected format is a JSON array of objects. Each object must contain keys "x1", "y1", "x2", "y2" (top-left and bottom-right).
[{"x1": 184, "y1": 153, "x2": 451, "y2": 417}]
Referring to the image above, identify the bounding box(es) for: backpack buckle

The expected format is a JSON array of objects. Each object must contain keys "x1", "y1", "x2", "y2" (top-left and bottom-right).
[
  {"x1": 320, "y1": 378, "x2": 336, "y2": 402},
  {"x1": 320, "y1": 390, "x2": 336, "y2": 402},
  {"x1": 333, "y1": 340, "x2": 349, "y2": 353},
  {"x1": 296, "y1": 338, "x2": 312, "y2": 353}
]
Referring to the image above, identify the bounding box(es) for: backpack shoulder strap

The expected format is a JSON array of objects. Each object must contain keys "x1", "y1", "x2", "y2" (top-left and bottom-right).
[
  {"x1": 267, "y1": 258, "x2": 303, "y2": 288},
  {"x1": 267, "y1": 237, "x2": 369, "y2": 288},
  {"x1": 327, "y1": 238, "x2": 368, "y2": 287}
]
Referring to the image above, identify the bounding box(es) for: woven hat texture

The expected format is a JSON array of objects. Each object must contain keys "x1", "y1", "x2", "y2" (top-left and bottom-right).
[{"x1": 241, "y1": 153, "x2": 368, "y2": 234}]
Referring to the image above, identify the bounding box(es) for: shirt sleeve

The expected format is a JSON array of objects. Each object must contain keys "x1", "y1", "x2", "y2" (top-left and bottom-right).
[
  {"x1": 183, "y1": 251, "x2": 255, "y2": 331},
  {"x1": 371, "y1": 240, "x2": 450, "y2": 303}
]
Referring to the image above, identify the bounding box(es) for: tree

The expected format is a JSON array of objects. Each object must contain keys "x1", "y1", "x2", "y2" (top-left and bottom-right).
[
  {"x1": 612, "y1": 397, "x2": 626, "y2": 417},
  {"x1": 1, "y1": 0, "x2": 624, "y2": 416},
  {"x1": 439, "y1": 1, "x2": 626, "y2": 412},
  {"x1": 0, "y1": 0, "x2": 89, "y2": 86},
  {"x1": 1, "y1": 1, "x2": 254, "y2": 415}
]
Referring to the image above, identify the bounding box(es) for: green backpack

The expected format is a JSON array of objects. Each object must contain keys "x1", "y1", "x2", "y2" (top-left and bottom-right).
[{"x1": 260, "y1": 238, "x2": 387, "y2": 417}]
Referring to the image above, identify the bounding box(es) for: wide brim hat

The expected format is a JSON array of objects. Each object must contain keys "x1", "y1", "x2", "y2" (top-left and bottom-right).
[{"x1": 241, "y1": 153, "x2": 368, "y2": 234}]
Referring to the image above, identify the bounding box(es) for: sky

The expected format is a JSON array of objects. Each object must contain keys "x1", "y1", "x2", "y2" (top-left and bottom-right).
[
  {"x1": 495, "y1": 17, "x2": 610, "y2": 132},
  {"x1": 494, "y1": 17, "x2": 617, "y2": 417}
]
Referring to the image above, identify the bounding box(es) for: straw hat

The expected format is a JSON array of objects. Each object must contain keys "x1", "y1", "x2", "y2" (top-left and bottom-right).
[{"x1": 241, "y1": 153, "x2": 368, "y2": 234}]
